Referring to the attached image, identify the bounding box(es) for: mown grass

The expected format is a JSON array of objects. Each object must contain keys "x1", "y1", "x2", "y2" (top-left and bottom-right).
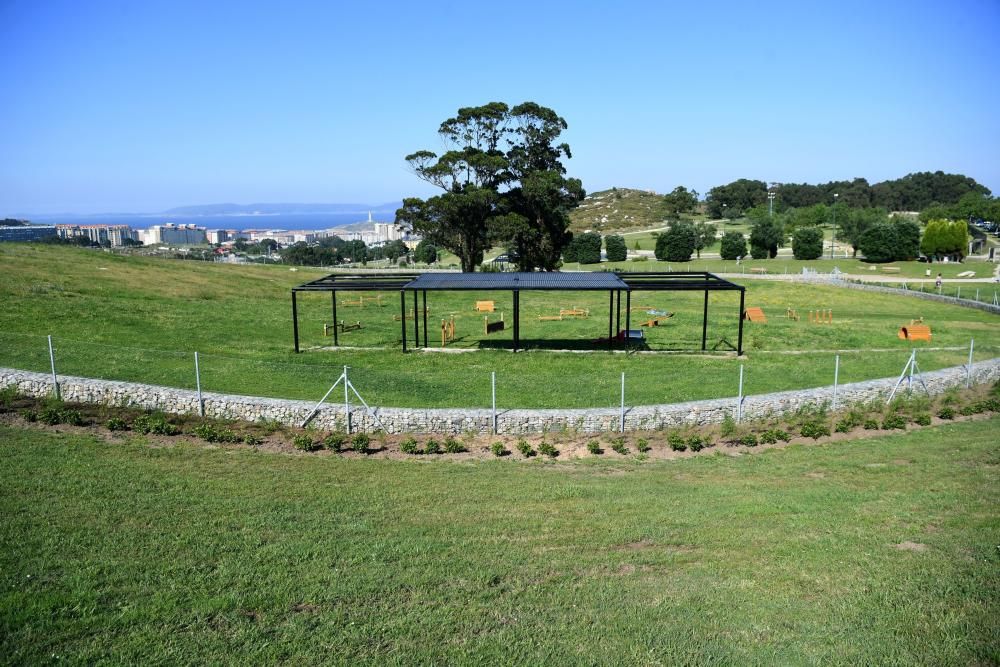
[
  {"x1": 1, "y1": 420, "x2": 997, "y2": 664},
  {"x1": 1, "y1": 244, "x2": 998, "y2": 408}
]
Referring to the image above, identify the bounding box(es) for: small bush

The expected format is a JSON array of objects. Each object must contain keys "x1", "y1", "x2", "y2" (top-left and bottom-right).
[
  {"x1": 191, "y1": 422, "x2": 240, "y2": 443},
  {"x1": 979, "y1": 398, "x2": 1000, "y2": 413},
  {"x1": 937, "y1": 406, "x2": 956, "y2": 420},
  {"x1": 293, "y1": 434, "x2": 319, "y2": 451},
  {"x1": 323, "y1": 432, "x2": 346, "y2": 451},
  {"x1": 491, "y1": 442, "x2": 507, "y2": 457},
  {"x1": 668, "y1": 433, "x2": 687, "y2": 452},
  {"x1": 424, "y1": 438, "x2": 442, "y2": 455},
  {"x1": 739, "y1": 433, "x2": 759, "y2": 447},
  {"x1": 587, "y1": 440, "x2": 602, "y2": 455},
  {"x1": 60, "y1": 409, "x2": 86, "y2": 426},
  {"x1": 913, "y1": 413, "x2": 932, "y2": 426},
  {"x1": 881, "y1": 414, "x2": 907, "y2": 430},
  {"x1": 636, "y1": 438, "x2": 650, "y2": 453},
  {"x1": 959, "y1": 404, "x2": 977, "y2": 416},
  {"x1": 516, "y1": 440, "x2": 534, "y2": 457},
  {"x1": 609, "y1": 437, "x2": 628, "y2": 455},
  {"x1": 351, "y1": 433, "x2": 370, "y2": 453},
  {"x1": 834, "y1": 419, "x2": 853, "y2": 433},
  {"x1": 444, "y1": 436, "x2": 466, "y2": 454},
  {"x1": 20, "y1": 408, "x2": 38, "y2": 422},
  {"x1": 133, "y1": 413, "x2": 179, "y2": 436},
  {"x1": 243, "y1": 433, "x2": 263, "y2": 447},
  {"x1": 759, "y1": 428, "x2": 790, "y2": 444},
  {"x1": 537, "y1": 442, "x2": 558, "y2": 458},
  {"x1": 39, "y1": 407, "x2": 63, "y2": 425},
  {"x1": 106, "y1": 416, "x2": 129, "y2": 431},
  {"x1": 720, "y1": 414, "x2": 738, "y2": 439},
  {"x1": 799, "y1": 420, "x2": 831, "y2": 440},
  {"x1": 0, "y1": 385, "x2": 20, "y2": 408},
  {"x1": 863, "y1": 418, "x2": 879, "y2": 430},
  {"x1": 687, "y1": 435, "x2": 706, "y2": 452},
  {"x1": 400, "y1": 436, "x2": 420, "y2": 455}
]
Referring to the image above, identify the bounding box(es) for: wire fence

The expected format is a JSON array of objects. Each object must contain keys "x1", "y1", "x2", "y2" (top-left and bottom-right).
[{"x1": 1, "y1": 330, "x2": 996, "y2": 414}]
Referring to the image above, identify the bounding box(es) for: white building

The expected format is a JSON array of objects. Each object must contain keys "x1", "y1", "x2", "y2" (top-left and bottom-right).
[{"x1": 144, "y1": 223, "x2": 208, "y2": 245}]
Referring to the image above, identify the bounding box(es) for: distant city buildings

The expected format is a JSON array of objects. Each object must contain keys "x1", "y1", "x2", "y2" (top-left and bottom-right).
[
  {"x1": 141, "y1": 223, "x2": 208, "y2": 245},
  {"x1": 57, "y1": 224, "x2": 138, "y2": 246},
  {"x1": 0, "y1": 224, "x2": 58, "y2": 242}
]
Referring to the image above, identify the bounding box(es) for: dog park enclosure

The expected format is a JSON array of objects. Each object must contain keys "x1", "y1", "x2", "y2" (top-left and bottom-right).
[{"x1": 290, "y1": 271, "x2": 748, "y2": 354}]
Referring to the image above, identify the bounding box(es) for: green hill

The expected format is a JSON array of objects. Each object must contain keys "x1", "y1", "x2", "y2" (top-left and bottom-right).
[{"x1": 569, "y1": 187, "x2": 670, "y2": 233}]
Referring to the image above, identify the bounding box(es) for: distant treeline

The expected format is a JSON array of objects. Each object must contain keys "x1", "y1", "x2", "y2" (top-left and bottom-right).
[
  {"x1": 705, "y1": 172, "x2": 991, "y2": 218},
  {"x1": 1, "y1": 218, "x2": 31, "y2": 226}
]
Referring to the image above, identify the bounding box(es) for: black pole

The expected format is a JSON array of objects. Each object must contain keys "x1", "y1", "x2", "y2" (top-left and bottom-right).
[
  {"x1": 625, "y1": 290, "x2": 631, "y2": 346},
  {"x1": 615, "y1": 290, "x2": 621, "y2": 342},
  {"x1": 513, "y1": 290, "x2": 520, "y2": 352},
  {"x1": 292, "y1": 290, "x2": 300, "y2": 353},
  {"x1": 332, "y1": 291, "x2": 339, "y2": 347},
  {"x1": 737, "y1": 288, "x2": 745, "y2": 356},
  {"x1": 422, "y1": 290, "x2": 428, "y2": 348},
  {"x1": 413, "y1": 290, "x2": 419, "y2": 347},
  {"x1": 400, "y1": 289, "x2": 407, "y2": 352},
  {"x1": 701, "y1": 289, "x2": 709, "y2": 351}
]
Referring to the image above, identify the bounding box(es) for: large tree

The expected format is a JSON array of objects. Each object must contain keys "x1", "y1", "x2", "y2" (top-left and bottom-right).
[
  {"x1": 662, "y1": 186, "x2": 699, "y2": 218},
  {"x1": 749, "y1": 218, "x2": 784, "y2": 259},
  {"x1": 397, "y1": 102, "x2": 583, "y2": 272},
  {"x1": 705, "y1": 179, "x2": 767, "y2": 218}
]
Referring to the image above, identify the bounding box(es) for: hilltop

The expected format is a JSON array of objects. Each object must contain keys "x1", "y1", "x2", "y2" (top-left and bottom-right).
[{"x1": 569, "y1": 187, "x2": 670, "y2": 233}]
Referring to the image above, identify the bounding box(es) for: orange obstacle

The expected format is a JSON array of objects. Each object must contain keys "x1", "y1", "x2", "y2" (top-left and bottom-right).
[
  {"x1": 484, "y1": 312, "x2": 505, "y2": 335},
  {"x1": 898, "y1": 320, "x2": 932, "y2": 341},
  {"x1": 559, "y1": 307, "x2": 589, "y2": 318},
  {"x1": 743, "y1": 307, "x2": 767, "y2": 323},
  {"x1": 440, "y1": 316, "x2": 456, "y2": 347},
  {"x1": 808, "y1": 309, "x2": 833, "y2": 324},
  {"x1": 641, "y1": 316, "x2": 670, "y2": 327},
  {"x1": 474, "y1": 300, "x2": 495, "y2": 312}
]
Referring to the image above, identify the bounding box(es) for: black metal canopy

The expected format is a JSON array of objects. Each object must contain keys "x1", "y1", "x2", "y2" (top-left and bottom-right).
[{"x1": 290, "y1": 270, "x2": 746, "y2": 355}]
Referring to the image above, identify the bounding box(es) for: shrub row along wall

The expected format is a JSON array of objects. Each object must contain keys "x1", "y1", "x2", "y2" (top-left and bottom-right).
[{"x1": 2, "y1": 360, "x2": 999, "y2": 435}]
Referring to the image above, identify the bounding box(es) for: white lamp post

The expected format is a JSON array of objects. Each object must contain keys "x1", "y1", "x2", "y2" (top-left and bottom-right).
[{"x1": 830, "y1": 193, "x2": 839, "y2": 259}]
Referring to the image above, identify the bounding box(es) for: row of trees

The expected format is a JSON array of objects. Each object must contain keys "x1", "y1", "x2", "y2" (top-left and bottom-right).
[
  {"x1": 701, "y1": 172, "x2": 990, "y2": 218},
  {"x1": 397, "y1": 102, "x2": 584, "y2": 273}
]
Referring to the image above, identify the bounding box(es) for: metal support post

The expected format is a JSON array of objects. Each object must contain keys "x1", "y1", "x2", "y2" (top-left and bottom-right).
[
  {"x1": 513, "y1": 290, "x2": 520, "y2": 352},
  {"x1": 399, "y1": 290, "x2": 407, "y2": 352},
  {"x1": 491, "y1": 372, "x2": 497, "y2": 434},
  {"x1": 47, "y1": 335, "x2": 60, "y2": 400},
  {"x1": 291, "y1": 291, "x2": 300, "y2": 353},
  {"x1": 331, "y1": 292, "x2": 339, "y2": 346},
  {"x1": 422, "y1": 290, "x2": 428, "y2": 348},
  {"x1": 832, "y1": 354, "x2": 840, "y2": 411},
  {"x1": 195, "y1": 351, "x2": 204, "y2": 417},
  {"x1": 608, "y1": 291, "x2": 614, "y2": 350},
  {"x1": 625, "y1": 290, "x2": 631, "y2": 345},
  {"x1": 737, "y1": 289, "x2": 746, "y2": 356},
  {"x1": 967, "y1": 338, "x2": 975, "y2": 388},
  {"x1": 620, "y1": 372, "x2": 625, "y2": 432},
  {"x1": 701, "y1": 290, "x2": 709, "y2": 351}
]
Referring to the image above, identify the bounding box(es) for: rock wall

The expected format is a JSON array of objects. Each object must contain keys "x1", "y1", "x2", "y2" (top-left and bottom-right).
[{"x1": 3, "y1": 358, "x2": 998, "y2": 434}]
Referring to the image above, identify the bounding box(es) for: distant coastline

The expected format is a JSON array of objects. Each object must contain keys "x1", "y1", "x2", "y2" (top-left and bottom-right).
[{"x1": 22, "y1": 210, "x2": 401, "y2": 232}]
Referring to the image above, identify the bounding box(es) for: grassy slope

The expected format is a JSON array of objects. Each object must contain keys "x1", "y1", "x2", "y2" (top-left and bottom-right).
[
  {"x1": 1, "y1": 420, "x2": 997, "y2": 664},
  {"x1": 569, "y1": 187, "x2": 677, "y2": 233},
  {"x1": 1, "y1": 244, "x2": 998, "y2": 408}
]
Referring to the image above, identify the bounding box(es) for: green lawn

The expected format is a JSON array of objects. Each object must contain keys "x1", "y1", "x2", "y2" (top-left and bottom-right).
[
  {"x1": 1, "y1": 420, "x2": 996, "y2": 664},
  {"x1": 1, "y1": 244, "x2": 998, "y2": 408}
]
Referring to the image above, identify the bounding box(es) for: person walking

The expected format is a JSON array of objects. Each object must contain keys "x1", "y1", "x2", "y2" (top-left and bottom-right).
[{"x1": 935, "y1": 273, "x2": 943, "y2": 291}]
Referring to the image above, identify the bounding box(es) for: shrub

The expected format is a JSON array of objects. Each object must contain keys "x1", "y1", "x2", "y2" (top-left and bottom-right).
[
  {"x1": 834, "y1": 419, "x2": 854, "y2": 433},
  {"x1": 516, "y1": 440, "x2": 534, "y2": 457},
  {"x1": 881, "y1": 414, "x2": 907, "y2": 430},
  {"x1": 937, "y1": 406, "x2": 956, "y2": 420},
  {"x1": 979, "y1": 398, "x2": 1000, "y2": 413},
  {"x1": 491, "y1": 442, "x2": 507, "y2": 457},
  {"x1": 959, "y1": 404, "x2": 977, "y2": 416},
  {"x1": 687, "y1": 435, "x2": 706, "y2": 452},
  {"x1": 424, "y1": 438, "x2": 442, "y2": 455},
  {"x1": 293, "y1": 434, "x2": 319, "y2": 451},
  {"x1": 611, "y1": 439, "x2": 629, "y2": 455},
  {"x1": 351, "y1": 433, "x2": 370, "y2": 453},
  {"x1": 400, "y1": 436, "x2": 419, "y2": 455},
  {"x1": 323, "y1": 432, "x2": 347, "y2": 452},
  {"x1": 39, "y1": 407, "x2": 63, "y2": 425},
  {"x1": 133, "y1": 413, "x2": 179, "y2": 436},
  {"x1": 720, "y1": 414, "x2": 738, "y2": 439},
  {"x1": 739, "y1": 433, "x2": 759, "y2": 447},
  {"x1": 913, "y1": 413, "x2": 932, "y2": 426},
  {"x1": 668, "y1": 433, "x2": 687, "y2": 452},
  {"x1": 792, "y1": 227, "x2": 824, "y2": 260},
  {"x1": 719, "y1": 231, "x2": 747, "y2": 260},
  {"x1": 537, "y1": 442, "x2": 558, "y2": 458},
  {"x1": 106, "y1": 416, "x2": 129, "y2": 431},
  {"x1": 654, "y1": 223, "x2": 696, "y2": 262},
  {"x1": 444, "y1": 436, "x2": 466, "y2": 454},
  {"x1": 61, "y1": 409, "x2": 86, "y2": 426},
  {"x1": 20, "y1": 408, "x2": 38, "y2": 422},
  {"x1": 243, "y1": 433, "x2": 263, "y2": 447},
  {"x1": 759, "y1": 428, "x2": 790, "y2": 444},
  {"x1": 565, "y1": 232, "x2": 602, "y2": 264},
  {"x1": 604, "y1": 235, "x2": 627, "y2": 262},
  {"x1": 587, "y1": 440, "x2": 602, "y2": 455},
  {"x1": 863, "y1": 418, "x2": 879, "y2": 430},
  {"x1": 0, "y1": 385, "x2": 19, "y2": 408},
  {"x1": 799, "y1": 420, "x2": 831, "y2": 440},
  {"x1": 636, "y1": 438, "x2": 650, "y2": 453}
]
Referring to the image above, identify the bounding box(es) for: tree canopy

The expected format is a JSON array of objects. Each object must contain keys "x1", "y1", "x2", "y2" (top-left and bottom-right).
[
  {"x1": 397, "y1": 102, "x2": 584, "y2": 272},
  {"x1": 604, "y1": 234, "x2": 627, "y2": 262},
  {"x1": 719, "y1": 231, "x2": 747, "y2": 260},
  {"x1": 749, "y1": 218, "x2": 784, "y2": 259},
  {"x1": 654, "y1": 223, "x2": 696, "y2": 262},
  {"x1": 792, "y1": 227, "x2": 824, "y2": 260},
  {"x1": 662, "y1": 186, "x2": 699, "y2": 218}
]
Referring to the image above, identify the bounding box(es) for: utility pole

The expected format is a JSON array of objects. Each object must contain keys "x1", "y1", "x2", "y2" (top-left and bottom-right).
[{"x1": 830, "y1": 193, "x2": 839, "y2": 259}]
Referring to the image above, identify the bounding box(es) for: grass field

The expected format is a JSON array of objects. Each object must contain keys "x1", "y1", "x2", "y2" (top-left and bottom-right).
[
  {"x1": 1, "y1": 244, "x2": 998, "y2": 408},
  {"x1": 1, "y1": 419, "x2": 997, "y2": 664}
]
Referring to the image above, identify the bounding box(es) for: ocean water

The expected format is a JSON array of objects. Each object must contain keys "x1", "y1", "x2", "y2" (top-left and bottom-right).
[{"x1": 28, "y1": 212, "x2": 395, "y2": 231}]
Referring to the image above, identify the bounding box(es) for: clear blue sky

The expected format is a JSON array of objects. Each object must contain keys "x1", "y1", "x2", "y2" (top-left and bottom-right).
[{"x1": 1, "y1": 0, "x2": 998, "y2": 215}]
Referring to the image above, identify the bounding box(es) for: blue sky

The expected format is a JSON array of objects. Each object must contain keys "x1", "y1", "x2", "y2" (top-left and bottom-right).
[{"x1": 1, "y1": 0, "x2": 998, "y2": 215}]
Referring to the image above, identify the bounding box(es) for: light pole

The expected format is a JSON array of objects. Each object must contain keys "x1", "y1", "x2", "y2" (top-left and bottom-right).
[
  {"x1": 767, "y1": 191, "x2": 775, "y2": 217},
  {"x1": 830, "y1": 193, "x2": 839, "y2": 259}
]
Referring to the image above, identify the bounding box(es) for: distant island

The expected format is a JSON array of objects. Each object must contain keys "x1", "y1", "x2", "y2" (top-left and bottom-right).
[{"x1": 162, "y1": 202, "x2": 402, "y2": 216}]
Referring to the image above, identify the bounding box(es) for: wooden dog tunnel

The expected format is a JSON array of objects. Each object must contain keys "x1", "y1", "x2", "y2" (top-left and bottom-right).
[
  {"x1": 474, "y1": 300, "x2": 495, "y2": 312},
  {"x1": 898, "y1": 321, "x2": 932, "y2": 341},
  {"x1": 484, "y1": 312, "x2": 505, "y2": 335},
  {"x1": 742, "y1": 307, "x2": 767, "y2": 323}
]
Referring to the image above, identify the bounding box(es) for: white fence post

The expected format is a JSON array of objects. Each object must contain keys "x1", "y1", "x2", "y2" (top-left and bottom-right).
[
  {"x1": 967, "y1": 339, "x2": 974, "y2": 389},
  {"x1": 736, "y1": 364, "x2": 744, "y2": 423},
  {"x1": 491, "y1": 371, "x2": 497, "y2": 434},
  {"x1": 833, "y1": 354, "x2": 840, "y2": 411},
  {"x1": 47, "y1": 335, "x2": 59, "y2": 400},
  {"x1": 620, "y1": 372, "x2": 625, "y2": 433},
  {"x1": 344, "y1": 365, "x2": 351, "y2": 434},
  {"x1": 194, "y1": 352, "x2": 204, "y2": 417}
]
